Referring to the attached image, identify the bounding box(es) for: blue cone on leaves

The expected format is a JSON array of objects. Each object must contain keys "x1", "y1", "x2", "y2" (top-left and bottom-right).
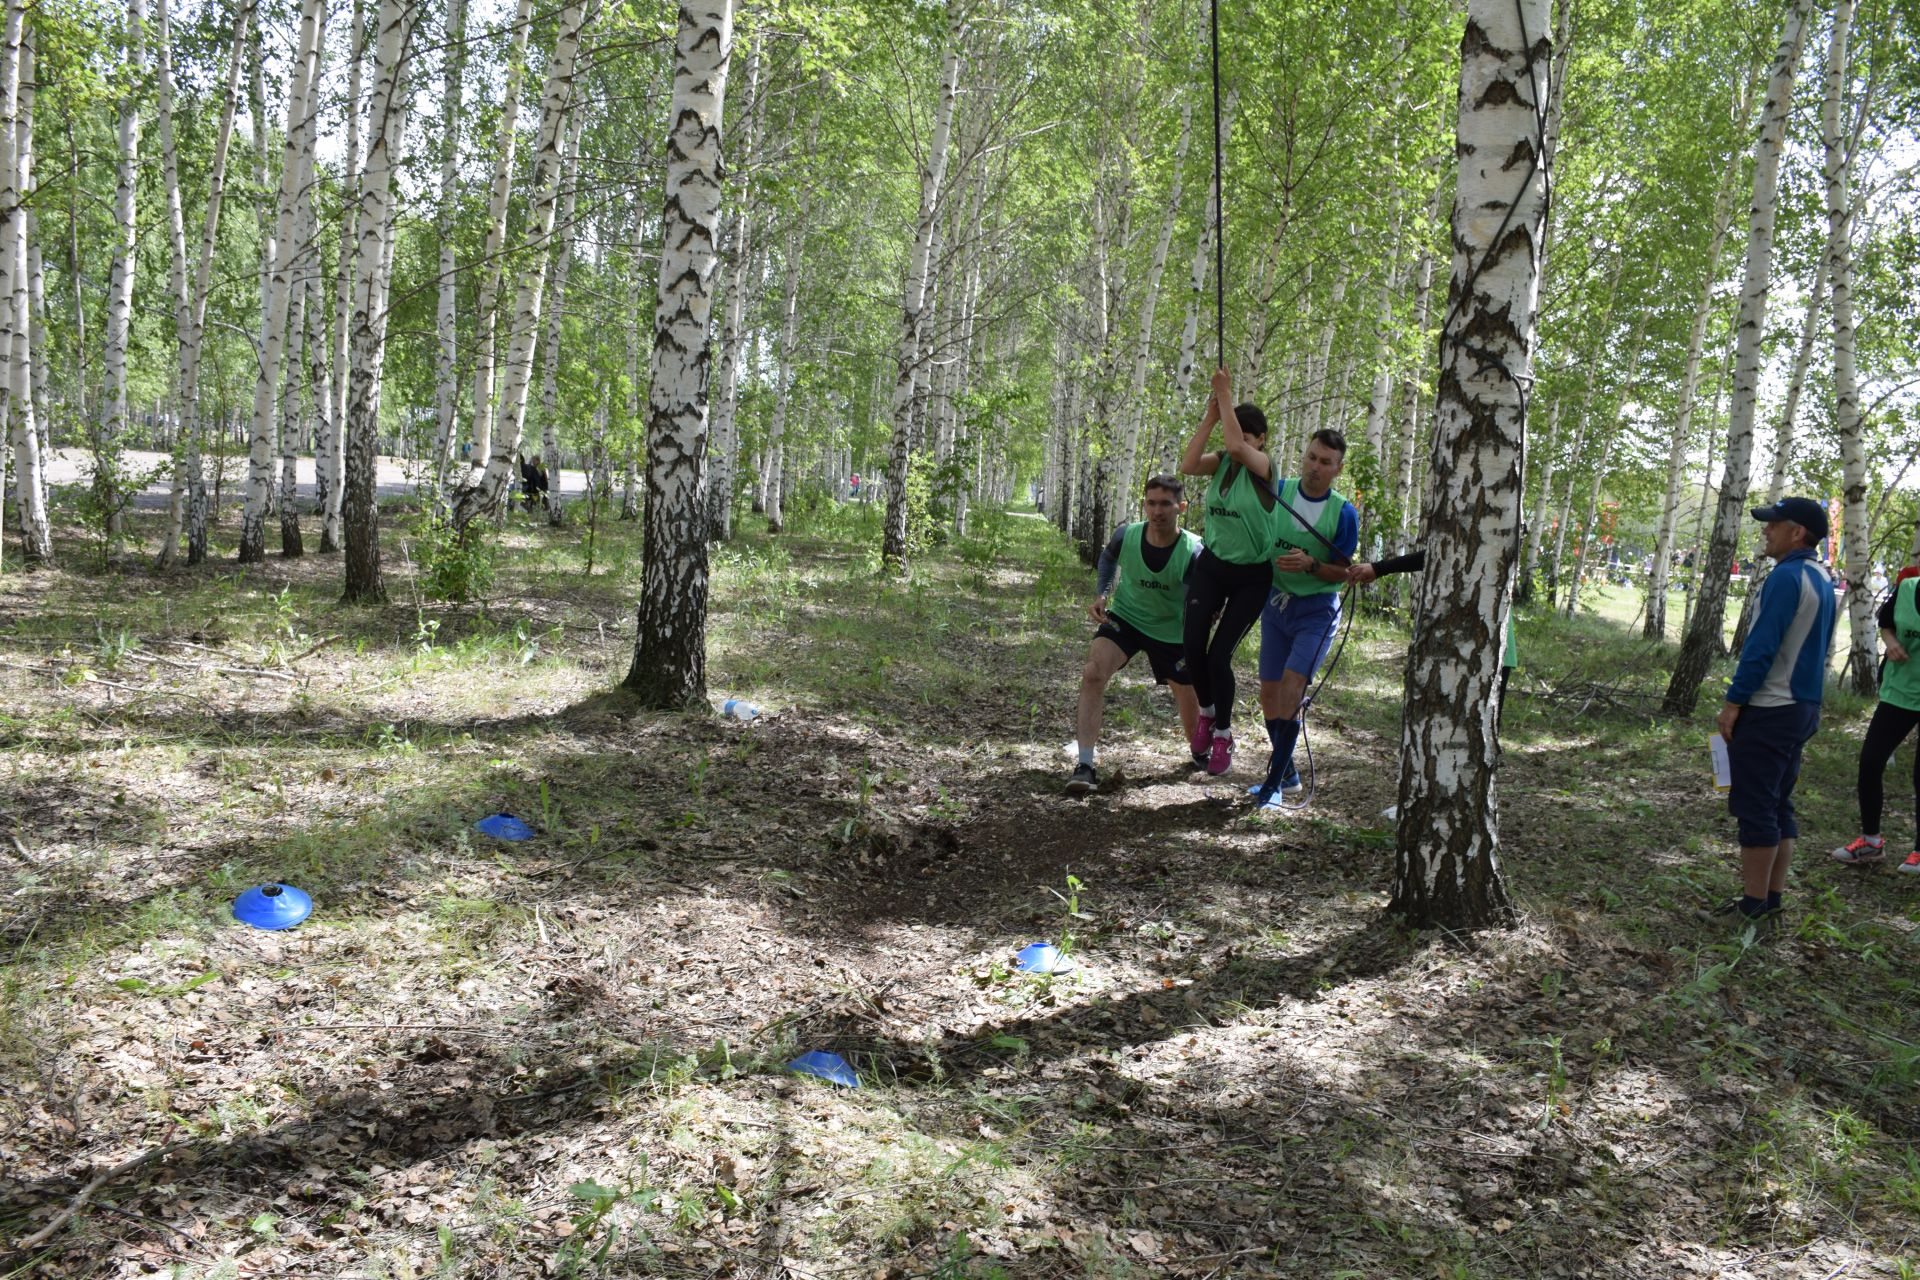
[
  {"x1": 232, "y1": 883, "x2": 313, "y2": 930},
  {"x1": 1014, "y1": 942, "x2": 1075, "y2": 974},
  {"x1": 788, "y1": 1050, "x2": 859, "y2": 1088},
  {"x1": 476, "y1": 813, "x2": 535, "y2": 841}
]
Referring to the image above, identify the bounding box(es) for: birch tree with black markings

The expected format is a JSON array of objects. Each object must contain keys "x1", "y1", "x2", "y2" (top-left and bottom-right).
[
  {"x1": 626, "y1": 0, "x2": 733, "y2": 708},
  {"x1": 1390, "y1": 0, "x2": 1552, "y2": 930}
]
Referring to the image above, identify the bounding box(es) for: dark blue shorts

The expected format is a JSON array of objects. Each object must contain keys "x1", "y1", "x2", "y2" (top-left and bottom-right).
[
  {"x1": 1726, "y1": 701, "x2": 1820, "y2": 847},
  {"x1": 1095, "y1": 615, "x2": 1192, "y2": 686},
  {"x1": 1258, "y1": 589, "x2": 1341, "y2": 683}
]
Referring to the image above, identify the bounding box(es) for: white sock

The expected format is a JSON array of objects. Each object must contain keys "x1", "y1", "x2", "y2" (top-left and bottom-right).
[
  {"x1": 1213, "y1": 727, "x2": 1231, "y2": 739},
  {"x1": 1077, "y1": 745, "x2": 1095, "y2": 767},
  {"x1": 1198, "y1": 704, "x2": 1215, "y2": 718}
]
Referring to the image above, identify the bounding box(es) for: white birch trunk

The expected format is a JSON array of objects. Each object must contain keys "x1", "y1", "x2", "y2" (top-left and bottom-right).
[
  {"x1": 1645, "y1": 97, "x2": 1752, "y2": 637},
  {"x1": 465, "y1": 0, "x2": 537, "y2": 481},
  {"x1": 626, "y1": 0, "x2": 732, "y2": 708},
  {"x1": 452, "y1": 0, "x2": 589, "y2": 531},
  {"x1": 1663, "y1": 0, "x2": 1811, "y2": 709},
  {"x1": 98, "y1": 0, "x2": 146, "y2": 530},
  {"x1": 238, "y1": 0, "x2": 324, "y2": 563},
  {"x1": 537, "y1": 111, "x2": 585, "y2": 523},
  {"x1": 763, "y1": 207, "x2": 808, "y2": 534},
  {"x1": 1, "y1": 0, "x2": 48, "y2": 564},
  {"x1": 881, "y1": 0, "x2": 965, "y2": 571},
  {"x1": 156, "y1": 0, "x2": 248, "y2": 567},
  {"x1": 1391, "y1": 0, "x2": 1551, "y2": 929},
  {"x1": 1821, "y1": 0, "x2": 1873, "y2": 692},
  {"x1": 706, "y1": 37, "x2": 758, "y2": 540},
  {"x1": 429, "y1": 0, "x2": 466, "y2": 489},
  {"x1": 323, "y1": 0, "x2": 365, "y2": 552},
  {"x1": 341, "y1": 0, "x2": 413, "y2": 601}
]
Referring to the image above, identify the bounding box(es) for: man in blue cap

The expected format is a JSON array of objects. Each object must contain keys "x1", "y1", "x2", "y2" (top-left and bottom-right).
[{"x1": 1700, "y1": 496, "x2": 1837, "y2": 927}]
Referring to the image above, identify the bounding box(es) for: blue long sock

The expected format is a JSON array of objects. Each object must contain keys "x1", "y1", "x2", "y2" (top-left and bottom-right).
[{"x1": 1254, "y1": 718, "x2": 1301, "y2": 806}]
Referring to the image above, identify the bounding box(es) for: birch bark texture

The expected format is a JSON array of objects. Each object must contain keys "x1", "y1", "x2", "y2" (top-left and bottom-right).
[
  {"x1": 881, "y1": 0, "x2": 966, "y2": 572},
  {"x1": 624, "y1": 0, "x2": 733, "y2": 709},
  {"x1": 155, "y1": 0, "x2": 248, "y2": 568},
  {"x1": 706, "y1": 34, "x2": 760, "y2": 540},
  {"x1": 340, "y1": 0, "x2": 414, "y2": 603},
  {"x1": 98, "y1": 0, "x2": 146, "y2": 529},
  {"x1": 238, "y1": 0, "x2": 325, "y2": 563},
  {"x1": 2, "y1": 0, "x2": 49, "y2": 565},
  {"x1": 1662, "y1": 0, "x2": 1812, "y2": 714},
  {"x1": 322, "y1": 0, "x2": 367, "y2": 554},
  {"x1": 1820, "y1": 0, "x2": 1874, "y2": 694},
  {"x1": 430, "y1": 0, "x2": 466, "y2": 489},
  {"x1": 452, "y1": 0, "x2": 590, "y2": 532},
  {"x1": 1390, "y1": 0, "x2": 1552, "y2": 930}
]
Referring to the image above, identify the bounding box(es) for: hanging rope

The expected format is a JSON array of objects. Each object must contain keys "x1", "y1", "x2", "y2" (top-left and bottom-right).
[{"x1": 1210, "y1": 0, "x2": 1224, "y2": 368}]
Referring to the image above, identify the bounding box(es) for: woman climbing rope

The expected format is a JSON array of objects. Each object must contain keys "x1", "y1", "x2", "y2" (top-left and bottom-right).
[{"x1": 1178, "y1": 366, "x2": 1276, "y2": 775}]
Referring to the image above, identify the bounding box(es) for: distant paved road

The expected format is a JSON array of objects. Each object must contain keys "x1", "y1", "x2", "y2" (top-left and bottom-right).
[{"x1": 40, "y1": 448, "x2": 593, "y2": 510}]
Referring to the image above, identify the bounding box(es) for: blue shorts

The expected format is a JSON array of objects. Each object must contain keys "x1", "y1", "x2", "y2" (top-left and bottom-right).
[
  {"x1": 1726, "y1": 701, "x2": 1820, "y2": 847},
  {"x1": 1258, "y1": 589, "x2": 1341, "y2": 683}
]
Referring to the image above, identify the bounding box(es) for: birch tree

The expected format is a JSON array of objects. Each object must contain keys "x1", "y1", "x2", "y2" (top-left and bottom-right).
[
  {"x1": 1113, "y1": 101, "x2": 1188, "y2": 497},
  {"x1": 97, "y1": 0, "x2": 145, "y2": 530},
  {"x1": 1822, "y1": 0, "x2": 1874, "y2": 693},
  {"x1": 238, "y1": 0, "x2": 325, "y2": 563},
  {"x1": 2, "y1": 0, "x2": 48, "y2": 565},
  {"x1": 625, "y1": 0, "x2": 733, "y2": 708},
  {"x1": 429, "y1": 0, "x2": 466, "y2": 489},
  {"x1": 881, "y1": 0, "x2": 966, "y2": 572},
  {"x1": 155, "y1": 0, "x2": 249, "y2": 568},
  {"x1": 536, "y1": 111, "x2": 586, "y2": 526},
  {"x1": 463, "y1": 0, "x2": 536, "y2": 482},
  {"x1": 1390, "y1": 0, "x2": 1552, "y2": 930},
  {"x1": 1663, "y1": 0, "x2": 1813, "y2": 713},
  {"x1": 341, "y1": 0, "x2": 414, "y2": 603},
  {"x1": 451, "y1": 0, "x2": 590, "y2": 532},
  {"x1": 706, "y1": 35, "x2": 759, "y2": 540},
  {"x1": 321, "y1": 0, "x2": 366, "y2": 554}
]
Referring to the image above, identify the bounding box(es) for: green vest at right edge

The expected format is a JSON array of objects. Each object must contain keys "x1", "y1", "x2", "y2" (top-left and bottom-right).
[
  {"x1": 1882, "y1": 577, "x2": 1920, "y2": 712},
  {"x1": 1109, "y1": 522, "x2": 1201, "y2": 644},
  {"x1": 1269, "y1": 477, "x2": 1348, "y2": 597},
  {"x1": 1201, "y1": 460, "x2": 1275, "y2": 565}
]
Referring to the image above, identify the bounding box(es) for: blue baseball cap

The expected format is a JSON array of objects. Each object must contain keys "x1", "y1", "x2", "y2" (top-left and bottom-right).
[{"x1": 1751, "y1": 496, "x2": 1828, "y2": 541}]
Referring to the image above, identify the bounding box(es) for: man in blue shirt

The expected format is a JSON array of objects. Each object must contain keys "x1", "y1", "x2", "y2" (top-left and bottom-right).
[
  {"x1": 1701, "y1": 497, "x2": 1838, "y2": 926},
  {"x1": 1250, "y1": 430, "x2": 1359, "y2": 808}
]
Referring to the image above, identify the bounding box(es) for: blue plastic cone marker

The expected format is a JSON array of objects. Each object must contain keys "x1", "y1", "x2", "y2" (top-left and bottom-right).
[
  {"x1": 787, "y1": 1050, "x2": 859, "y2": 1088},
  {"x1": 232, "y1": 883, "x2": 314, "y2": 930},
  {"x1": 475, "y1": 813, "x2": 535, "y2": 841},
  {"x1": 1015, "y1": 942, "x2": 1075, "y2": 975}
]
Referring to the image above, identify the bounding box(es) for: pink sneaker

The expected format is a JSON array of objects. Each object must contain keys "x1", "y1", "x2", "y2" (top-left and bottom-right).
[
  {"x1": 1207, "y1": 731, "x2": 1233, "y2": 776},
  {"x1": 1190, "y1": 713, "x2": 1215, "y2": 757}
]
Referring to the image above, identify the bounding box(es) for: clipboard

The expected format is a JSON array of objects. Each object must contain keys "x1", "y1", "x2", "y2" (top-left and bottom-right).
[{"x1": 1709, "y1": 735, "x2": 1732, "y2": 792}]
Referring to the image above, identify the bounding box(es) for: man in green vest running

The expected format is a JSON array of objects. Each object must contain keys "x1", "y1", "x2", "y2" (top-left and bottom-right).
[
  {"x1": 1250, "y1": 430, "x2": 1359, "y2": 809},
  {"x1": 1067, "y1": 475, "x2": 1205, "y2": 794}
]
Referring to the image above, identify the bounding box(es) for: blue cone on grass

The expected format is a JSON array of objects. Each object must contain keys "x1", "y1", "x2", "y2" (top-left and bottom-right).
[
  {"x1": 232, "y1": 883, "x2": 313, "y2": 930},
  {"x1": 1015, "y1": 942, "x2": 1075, "y2": 974},
  {"x1": 787, "y1": 1050, "x2": 859, "y2": 1088},
  {"x1": 476, "y1": 812, "x2": 535, "y2": 841}
]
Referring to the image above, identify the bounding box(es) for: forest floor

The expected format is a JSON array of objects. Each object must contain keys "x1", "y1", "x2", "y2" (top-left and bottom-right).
[{"x1": 1, "y1": 500, "x2": 1918, "y2": 1280}]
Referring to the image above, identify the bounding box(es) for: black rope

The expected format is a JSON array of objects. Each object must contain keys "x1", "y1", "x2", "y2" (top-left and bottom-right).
[{"x1": 1210, "y1": 0, "x2": 1224, "y2": 369}]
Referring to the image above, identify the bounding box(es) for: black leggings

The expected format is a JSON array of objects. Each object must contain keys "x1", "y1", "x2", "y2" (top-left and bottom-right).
[
  {"x1": 1182, "y1": 550, "x2": 1273, "y2": 733},
  {"x1": 1860, "y1": 700, "x2": 1920, "y2": 845}
]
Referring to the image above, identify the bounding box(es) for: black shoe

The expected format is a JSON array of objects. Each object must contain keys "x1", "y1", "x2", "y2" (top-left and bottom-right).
[
  {"x1": 1190, "y1": 751, "x2": 1208, "y2": 770},
  {"x1": 1065, "y1": 763, "x2": 1098, "y2": 795},
  {"x1": 1694, "y1": 896, "x2": 1776, "y2": 928}
]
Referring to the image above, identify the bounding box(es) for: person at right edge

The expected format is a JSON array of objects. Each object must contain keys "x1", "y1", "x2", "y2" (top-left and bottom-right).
[
  {"x1": 1700, "y1": 497, "x2": 1837, "y2": 928},
  {"x1": 1830, "y1": 550, "x2": 1920, "y2": 874}
]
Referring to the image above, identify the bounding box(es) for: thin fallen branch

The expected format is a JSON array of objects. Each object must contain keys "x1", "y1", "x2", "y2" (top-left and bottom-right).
[
  {"x1": 12, "y1": 1141, "x2": 186, "y2": 1252},
  {"x1": 287, "y1": 634, "x2": 343, "y2": 664}
]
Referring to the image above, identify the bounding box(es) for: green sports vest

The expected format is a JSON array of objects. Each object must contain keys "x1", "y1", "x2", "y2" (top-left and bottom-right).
[
  {"x1": 1109, "y1": 523, "x2": 1201, "y2": 644},
  {"x1": 1503, "y1": 613, "x2": 1518, "y2": 669},
  {"x1": 1202, "y1": 459, "x2": 1276, "y2": 565},
  {"x1": 1882, "y1": 577, "x2": 1920, "y2": 712},
  {"x1": 1269, "y1": 478, "x2": 1348, "y2": 596}
]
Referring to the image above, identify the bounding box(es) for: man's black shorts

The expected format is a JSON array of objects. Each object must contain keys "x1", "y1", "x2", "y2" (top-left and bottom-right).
[{"x1": 1095, "y1": 615, "x2": 1192, "y2": 686}]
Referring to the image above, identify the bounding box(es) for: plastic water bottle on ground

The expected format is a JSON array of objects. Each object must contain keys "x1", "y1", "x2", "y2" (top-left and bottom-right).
[{"x1": 722, "y1": 698, "x2": 759, "y2": 722}]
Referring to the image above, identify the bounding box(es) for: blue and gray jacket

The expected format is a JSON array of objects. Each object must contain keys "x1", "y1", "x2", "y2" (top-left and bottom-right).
[{"x1": 1726, "y1": 547, "x2": 1837, "y2": 707}]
